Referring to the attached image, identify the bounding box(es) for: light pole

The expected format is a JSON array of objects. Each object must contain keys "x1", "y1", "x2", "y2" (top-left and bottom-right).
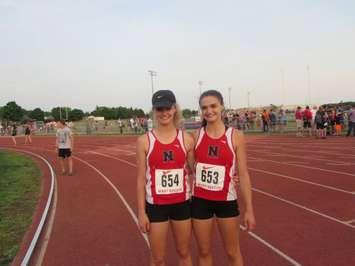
[
  {"x1": 280, "y1": 68, "x2": 285, "y2": 106},
  {"x1": 59, "y1": 107, "x2": 62, "y2": 120},
  {"x1": 198, "y1": 81, "x2": 203, "y2": 96},
  {"x1": 247, "y1": 90, "x2": 251, "y2": 108},
  {"x1": 228, "y1": 87, "x2": 232, "y2": 110},
  {"x1": 307, "y1": 65, "x2": 311, "y2": 105},
  {"x1": 148, "y1": 70, "x2": 157, "y2": 96}
]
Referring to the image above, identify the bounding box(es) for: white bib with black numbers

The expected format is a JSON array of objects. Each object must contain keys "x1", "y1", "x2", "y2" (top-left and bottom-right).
[
  {"x1": 155, "y1": 168, "x2": 184, "y2": 195},
  {"x1": 195, "y1": 162, "x2": 225, "y2": 191}
]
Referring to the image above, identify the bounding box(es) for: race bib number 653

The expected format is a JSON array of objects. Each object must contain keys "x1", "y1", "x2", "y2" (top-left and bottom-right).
[
  {"x1": 155, "y1": 168, "x2": 184, "y2": 195},
  {"x1": 195, "y1": 163, "x2": 225, "y2": 191}
]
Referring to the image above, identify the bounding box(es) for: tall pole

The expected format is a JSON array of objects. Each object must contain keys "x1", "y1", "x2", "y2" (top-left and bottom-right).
[
  {"x1": 307, "y1": 65, "x2": 311, "y2": 105},
  {"x1": 148, "y1": 70, "x2": 157, "y2": 96},
  {"x1": 247, "y1": 90, "x2": 251, "y2": 108},
  {"x1": 65, "y1": 107, "x2": 68, "y2": 121},
  {"x1": 198, "y1": 81, "x2": 203, "y2": 96},
  {"x1": 59, "y1": 107, "x2": 62, "y2": 120},
  {"x1": 228, "y1": 87, "x2": 232, "y2": 110},
  {"x1": 281, "y1": 68, "x2": 285, "y2": 106}
]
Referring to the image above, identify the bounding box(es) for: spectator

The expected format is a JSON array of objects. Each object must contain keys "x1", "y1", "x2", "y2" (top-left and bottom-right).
[
  {"x1": 335, "y1": 111, "x2": 344, "y2": 136},
  {"x1": 295, "y1": 106, "x2": 303, "y2": 137},
  {"x1": 117, "y1": 119, "x2": 123, "y2": 134},
  {"x1": 346, "y1": 106, "x2": 355, "y2": 137},
  {"x1": 277, "y1": 109, "x2": 287, "y2": 133},
  {"x1": 311, "y1": 106, "x2": 318, "y2": 136},
  {"x1": 11, "y1": 124, "x2": 17, "y2": 146},
  {"x1": 302, "y1": 106, "x2": 313, "y2": 137},
  {"x1": 269, "y1": 109, "x2": 277, "y2": 132},
  {"x1": 315, "y1": 106, "x2": 326, "y2": 139},
  {"x1": 261, "y1": 109, "x2": 270, "y2": 132}
]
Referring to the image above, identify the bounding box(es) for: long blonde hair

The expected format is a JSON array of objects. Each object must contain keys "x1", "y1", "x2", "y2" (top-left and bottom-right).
[{"x1": 152, "y1": 104, "x2": 183, "y2": 129}]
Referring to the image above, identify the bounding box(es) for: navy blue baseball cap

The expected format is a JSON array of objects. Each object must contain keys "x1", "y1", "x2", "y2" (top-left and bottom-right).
[{"x1": 152, "y1": 90, "x2": 176, "y2": 108}]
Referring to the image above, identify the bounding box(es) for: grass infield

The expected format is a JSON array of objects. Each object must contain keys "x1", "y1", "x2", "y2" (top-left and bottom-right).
[{"x1": 0, "y1": 151, "x2": 41, "y2": 266}]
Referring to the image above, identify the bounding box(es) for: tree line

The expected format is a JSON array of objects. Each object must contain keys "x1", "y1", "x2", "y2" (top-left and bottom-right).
[{"x1": 0, "y1": 101, "x2": 199, "y2": 123}]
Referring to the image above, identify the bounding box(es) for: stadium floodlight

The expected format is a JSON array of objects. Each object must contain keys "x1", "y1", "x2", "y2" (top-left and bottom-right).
[{"x1": 148, "y1": 70, "x2": 157, "y2": 96}]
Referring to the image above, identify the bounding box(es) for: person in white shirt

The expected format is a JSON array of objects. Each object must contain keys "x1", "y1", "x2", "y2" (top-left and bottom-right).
[{"x1": 56, "y1": 120, "x2": 74, "y2": 175}]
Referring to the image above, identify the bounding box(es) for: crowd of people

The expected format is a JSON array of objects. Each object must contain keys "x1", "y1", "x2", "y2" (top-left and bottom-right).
[
  {"x1": 294, "y1": 105, "x2": 354, "y2": 138},
  {"x1": 223, "y1": 104, "x2": 355, "y2": 137}
]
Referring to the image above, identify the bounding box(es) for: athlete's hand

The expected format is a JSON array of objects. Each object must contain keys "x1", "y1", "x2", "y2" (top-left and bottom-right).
[
  {"x1": 138, "y1": 211, "x2": 150, "y2": 233},
  {"x1": 243, "y1": 209, "x2": 256, "y2": 232},
  {"x1": 232, "y1": 175, "x2": 239, "y2": 186}
]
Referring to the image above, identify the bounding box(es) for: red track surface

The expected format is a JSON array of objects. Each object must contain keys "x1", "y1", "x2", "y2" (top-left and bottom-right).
[{"x1": 1, "y1": 135, "x2": 354, "y2": 266}]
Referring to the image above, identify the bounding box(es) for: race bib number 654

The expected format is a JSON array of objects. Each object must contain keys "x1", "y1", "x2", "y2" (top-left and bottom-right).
[
  {"x1": 155, "y1": 168, "x2": 184, "y2": 195},
  {"x1": 195, "y1": 163, "x2": 225, "y2": 191}
]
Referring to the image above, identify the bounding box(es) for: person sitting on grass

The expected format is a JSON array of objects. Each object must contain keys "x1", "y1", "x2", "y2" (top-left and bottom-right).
[{"x1": 55, "y1": 120, "x2": 74, "y2": 175}]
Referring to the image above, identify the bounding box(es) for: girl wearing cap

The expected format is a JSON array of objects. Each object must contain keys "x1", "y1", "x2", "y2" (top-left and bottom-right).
[
  {"x1": 192, "y1": 90, "x2": 255, "y2": 266},
  {"x1": 136, "y1": 90, "x2": 194, "y2": 266}
]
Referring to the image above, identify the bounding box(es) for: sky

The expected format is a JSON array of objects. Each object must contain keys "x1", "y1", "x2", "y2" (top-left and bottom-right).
[{"x1": 1, "y1": 0, "x2": 354, "y2": 112}]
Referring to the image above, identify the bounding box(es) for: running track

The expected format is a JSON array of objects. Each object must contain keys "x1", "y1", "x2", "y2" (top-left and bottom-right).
[{"x1": 1, "y1": 135, "x2": 355, "y2": 265}]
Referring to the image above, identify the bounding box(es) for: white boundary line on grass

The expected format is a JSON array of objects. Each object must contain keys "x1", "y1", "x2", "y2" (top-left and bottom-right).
[
  {"x1": 90, "y1": 151, "x2": 302, "y2": 266},
  {"x1": 0, "y1": 148, "x2": 57, "y2": 266}
]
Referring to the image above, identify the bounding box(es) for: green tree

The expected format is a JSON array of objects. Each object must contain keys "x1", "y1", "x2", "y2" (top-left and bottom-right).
[
  {"x1": 69, "y1": 109, "x2": 84, "y2": 121},
  {"x1": 182, "y1": 109, "x2": 192, "y2": 118},
  {"x1": 2, "y1": 101, "x2": 24, "y2": 121},
  {"x1": 51, "y1": 107, "x2": 71, "y2": 121},
  {"x1": 0, "y1": 106, "x2": 4, "y2": 120},
  {"x1": 29, "y1": 108, "x2": 45, "y2": 121}
]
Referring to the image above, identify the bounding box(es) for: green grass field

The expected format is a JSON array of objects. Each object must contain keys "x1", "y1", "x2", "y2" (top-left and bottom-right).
[{"x1": 0, "y1": 151, "x2": 41, "y2": 266}]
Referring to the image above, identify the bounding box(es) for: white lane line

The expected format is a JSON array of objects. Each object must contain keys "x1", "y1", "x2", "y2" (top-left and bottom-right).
[
  {"x1": 240, "y1": 225, "x2": 302, "y2": 266},
  {"x1": 326, "y1": 162, "x2": 353, "y2": 166},
  {"x1": 248, "y1": 149, "x2": 355, "y2": 166},
  {"x1": 1, "y1": 149, "x2": 57, "y2": 266},
  {"x1": 88, "y1": 151, "x2": 136, "y2": 167},
  {"x1": 98, "y1": 148, "x2": 136, "y2": 156},
  {"x1": 73, "y1": 155, "x2": 150, "y2": 248},
  {"x1": 249, "y1": 156, "x2": 355, "y2": 177},
  {"x1": 345, "y1": 219, "x2": 355, "y2": 224},
  {"x1": 91, "y1": 151, "x2": 303, "y2": 265},
  {"x1": 253, "y1": 188, "x2": 355, "y2": 229},
  {"x1": 247, "y1": 143, "x2": 355, "y2": 158},
  {"x1": 249, "y1": 167, "x2": 355, "y2": 195}
]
